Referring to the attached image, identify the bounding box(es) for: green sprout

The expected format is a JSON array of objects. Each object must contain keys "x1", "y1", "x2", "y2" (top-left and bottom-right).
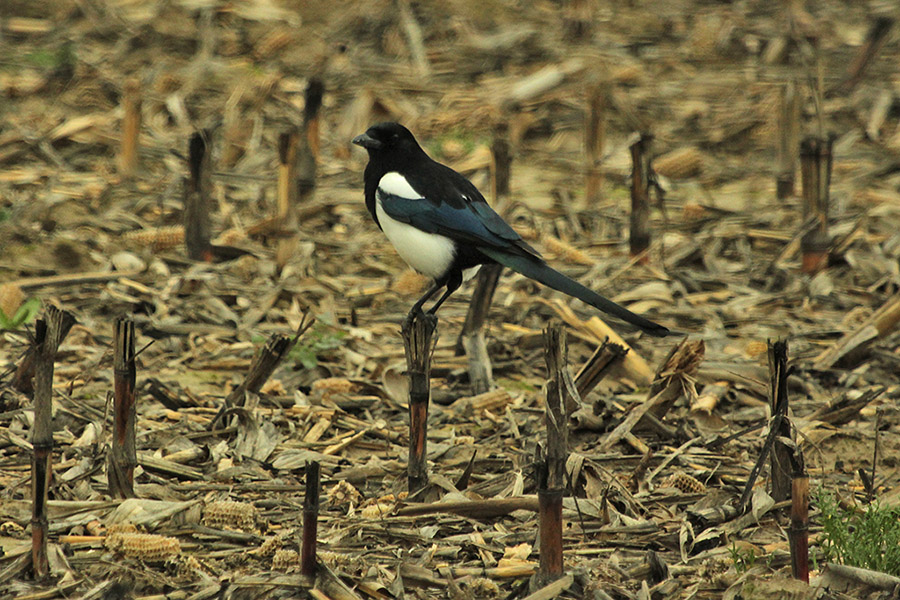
[
  {"x1": 289, "y1": 320, "x2": 347, "y2": 369},
  {"x1": 0, "y1": 297, "x2": 41, "y2": 330}
]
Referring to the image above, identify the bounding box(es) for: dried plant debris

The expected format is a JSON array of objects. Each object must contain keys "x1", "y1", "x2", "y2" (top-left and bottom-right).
[
  {"x1": 271, "y1": 549, "x2": 300, "y2": 572},
  {"x1": 660, "y1": 472, "x2": 707, "y2": 495},
  {"x1": 201, "y1": 500, "x2": 260, "y2": 531},
  {"x1": 1, "y1": 0, "x2": 900, "y2": 599},
  {"x1": 104, "y1": 531, "x2": 182, "y2": 563}
]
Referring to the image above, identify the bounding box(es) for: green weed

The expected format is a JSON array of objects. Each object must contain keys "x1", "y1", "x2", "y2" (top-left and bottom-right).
[
  {"x1": 496, "y1": 377, "x2": 538, "y2": 393},
  {"x1": 816, "y1": 489, "x2": 900, "y2": 576},
  {"x1": 289, "y1": 321, "x2": 346, "y2": 369},
  {"x1": 24, "y1": 42, "x2": 75, "y2": 71},
  {"x1": 0, "y1": 297, "x2": 41, "y2": 330},
  {"x1": 728, "y1": 541, "x2": 770, "y2": 574},
  {"x1": 426, "y1": 127, "x2": 484, "y2": 161}
]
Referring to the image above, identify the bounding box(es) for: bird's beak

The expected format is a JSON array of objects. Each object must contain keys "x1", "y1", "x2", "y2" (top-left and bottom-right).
[{"x1": 352, "y1": 132, "x2": 381, "y2": 150}]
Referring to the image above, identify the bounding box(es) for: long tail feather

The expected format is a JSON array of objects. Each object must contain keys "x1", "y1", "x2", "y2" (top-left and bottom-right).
[{"x1": 479, "y1": 248, "x2": 672, "y2": 337}]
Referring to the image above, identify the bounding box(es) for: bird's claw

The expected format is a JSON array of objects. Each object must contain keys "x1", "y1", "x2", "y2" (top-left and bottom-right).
[
  {"x1": 403, "y1": 306, "x2": 424, "y2": 331},
  {"x1": 403, "y1": 307, "x2": 437, "y2": 332}
]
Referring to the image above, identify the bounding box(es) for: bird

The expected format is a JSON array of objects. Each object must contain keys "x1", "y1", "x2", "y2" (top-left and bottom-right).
[{"x1": 352, "y1": 122, "x2": 673, "y2": 337}]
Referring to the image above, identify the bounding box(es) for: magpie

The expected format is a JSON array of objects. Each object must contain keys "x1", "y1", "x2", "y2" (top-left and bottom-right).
[{"x1": 352, "y1": 122, "x2": 672, "y2": 337}]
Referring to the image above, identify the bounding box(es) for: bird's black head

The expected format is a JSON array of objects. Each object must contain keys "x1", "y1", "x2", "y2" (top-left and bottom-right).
[{"x1": 352, "y1": 122, "x2": 423, "y2": 158}]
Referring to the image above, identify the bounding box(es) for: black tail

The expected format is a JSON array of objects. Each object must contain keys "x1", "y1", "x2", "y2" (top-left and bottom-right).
[{"x1": 479, "y1": 248, "x2": 673, "y2": 337}]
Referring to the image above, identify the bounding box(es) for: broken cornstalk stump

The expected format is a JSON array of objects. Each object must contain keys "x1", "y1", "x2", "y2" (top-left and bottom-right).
[
  {"x1": 299, "y1": 77, "x2": 324, "y2": 202},
  {"x1": 868, "y1": 409, "x2": 882, "y2": 503},
  {"x1": 533, "y1": 324, "x2": 573, "y2": 589},
  {"x1": 636, "y1": 338, "x2": 704, "y2": 436},
  {"x1": 184, "y1": 131, "x2": 213, "y2": 262},
  {"x1": 118, "y1": 78, "x2": 141, "y2": 178},
  {"x1": 789, "y1": 452, "x2": 809, "y2": 583},
  {"x1": 768, "y1": 339, "x2": 792, "y2": 502},
  {"x1": 12, "y1": 314, "x2": 75, "y2": 395},
  {"x1": 584, "y1": 78, "x2": 605, "y2": 205},
  {"x1": 629, "y1": 133, "x2": 653, "y2": 263},
  {"x1": 276, "y1": 78, "x2": 323, "y2": 270},
  {"x1": 459, "y1": 266, "x2": 502, "y2": 395},
  {"x1": 574, "y1": 339, "x2": 627, "y2": 399},
  {"x1": 799, "y1": 136, "x2": 833, "y2": 274},
  {"x1": 457, "y1": 121, "x2": 510, "y2": 394},
  {"x1": 276, "y1": 128, "x2": 300, "y2": 272},
  {"x1": 490, "y1": 121, "x2": 511, "y2": 201},
  {"x1": 108, "y1": 315, "x2": 137, "y2": 499},
  {"x1": 31, "y1": 306, "x2": 76, "y2": 580},
  {"x1": 276, "y1": 130, "x2": 299, "y2": 223},
  {"x1": 535, "y1": 454, "x2": 564, "y2": 588},
  {"x1": 776, "y1": 81, "x2": 800, "y2": 200},
  {"x1": 208, "y1": 332, "x2": 296, "y2": 430},
  {"x1": 300, "y1": 460, "x2": 320, "y2": 578},
  {"x1": 564, "y1": 0, "x2": 593, "y2": 40},
  {"x1": 739, "y1": 339, "x2": 791, "y2": 511},
  {"x1": 402, "y1": 311, "x2": 437, "y2": 494}
]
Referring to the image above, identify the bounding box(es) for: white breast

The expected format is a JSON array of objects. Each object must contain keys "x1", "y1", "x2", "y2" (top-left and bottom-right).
[{"x1": 376, "y1": 172, "x2": 456, "y2": 280}]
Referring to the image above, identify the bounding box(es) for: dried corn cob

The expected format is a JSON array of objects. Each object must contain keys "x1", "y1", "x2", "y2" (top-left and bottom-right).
[
  {"x1": 123, "y1": 226, "x2": 184, "y2": 252},
  {"x1": 272, "y1": 549, "x2": 300, "y2": 571},
  {"x1": 105, "y1": 532, "x2": 181, "y2": 562},
  {"x1": 660, "y1": 472, "x2": 706, "y2": 494},
  {"x1": 202, "y1": 500, "x2": 259, "y2": 531}
]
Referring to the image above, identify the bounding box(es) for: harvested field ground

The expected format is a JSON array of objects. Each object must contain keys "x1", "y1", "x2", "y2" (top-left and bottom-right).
[{"x1": 1, "y1": 1, "x2": 900, "y2": 598}]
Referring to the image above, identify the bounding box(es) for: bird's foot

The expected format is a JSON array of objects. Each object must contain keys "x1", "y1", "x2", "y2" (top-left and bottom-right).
[
  {"x1": 403, "y1": 306, "x2": 424, "y2": 331},
  {"x1": 422, "y1": 309, "x2": 439, "y2": 330},
  {"x1": 403, "y1": 307, "x2": 438, "y2": 332}
]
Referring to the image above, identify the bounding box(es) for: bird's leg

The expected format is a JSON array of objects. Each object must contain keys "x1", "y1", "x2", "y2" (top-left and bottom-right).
[
  {"x1": 405, "y1": 282, "x2": 442, "y2": 329},
  {"x1": 427, "y1": 270, "x2": 462, "y2": 315}
]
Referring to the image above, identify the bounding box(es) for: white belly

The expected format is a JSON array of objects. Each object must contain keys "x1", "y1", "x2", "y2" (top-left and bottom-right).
[{"x1": 376, "y1": 198, "x2": 456, "y2": 279}]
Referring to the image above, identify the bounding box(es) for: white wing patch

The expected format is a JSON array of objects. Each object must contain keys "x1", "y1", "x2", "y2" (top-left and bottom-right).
[
  {"x1": 376, "y1": 172, "x2": 456, "y2": 280},
  {"x1": 378, "y1": 171, "x2": 422, "y2": 199}
]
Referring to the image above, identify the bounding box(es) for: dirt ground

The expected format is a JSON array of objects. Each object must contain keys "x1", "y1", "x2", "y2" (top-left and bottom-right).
[{"x1": 1, "y1": 0, "x2": 900, "y2": 598}]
